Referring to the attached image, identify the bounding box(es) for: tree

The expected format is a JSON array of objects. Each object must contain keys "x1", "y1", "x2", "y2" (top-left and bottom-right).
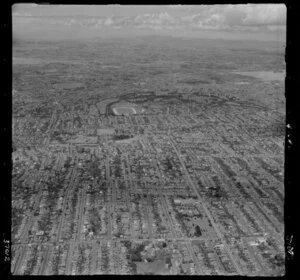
[
  {"x1": 131, "y1": 253, "x2": 142, "y2": 262},
  {"x1": 194, "y1": 225, "x2": 202, "y2": 237}
]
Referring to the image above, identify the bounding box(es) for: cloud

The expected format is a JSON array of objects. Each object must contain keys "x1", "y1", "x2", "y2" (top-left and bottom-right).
[
  {"x1": 12, "y1": 12, "x2": 32, "y2": 16},
  {"x1": 12, "y1": 4, "x2": 286, "y2": 39},
  {"x1": 168, "y1": 5, "x2": 196, "y2": 11},
  {"x1": 242, "y1": 5, "x2": 286, "y2": 25},
  {"x1": 179, "y1": 4, "x2": 286, "y2": 32},
  {"x1": 104, "y1": 17, "x2": 114, "y2": 26},
  {"x1": 132, "y1": 12, "x2": 176, "y2": 26}
]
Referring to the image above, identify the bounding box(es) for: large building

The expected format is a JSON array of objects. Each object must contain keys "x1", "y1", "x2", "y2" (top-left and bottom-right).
[{"x1": 112, "y1": 102, "x2": 143, "y2": 115}]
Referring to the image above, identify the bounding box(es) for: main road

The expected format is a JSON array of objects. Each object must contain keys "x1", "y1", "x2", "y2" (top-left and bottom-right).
[{"x1": 167, "y1": 136, "x2": 243, "y2": 275}]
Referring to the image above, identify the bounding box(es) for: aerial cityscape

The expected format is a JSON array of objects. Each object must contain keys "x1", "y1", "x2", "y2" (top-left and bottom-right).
[{"x1": 12, "y1": 4, "x2": 286, "y2": 276}]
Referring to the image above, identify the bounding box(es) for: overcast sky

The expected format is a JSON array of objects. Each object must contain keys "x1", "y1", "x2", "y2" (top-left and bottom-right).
[{"x1": 13, "y1": 4, "x2": 286, "y2": 41}]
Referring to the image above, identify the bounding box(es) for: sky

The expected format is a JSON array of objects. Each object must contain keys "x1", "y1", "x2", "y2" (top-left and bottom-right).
[{"x1": 12, "y1": 4, "x2": 286, "y2": 42}]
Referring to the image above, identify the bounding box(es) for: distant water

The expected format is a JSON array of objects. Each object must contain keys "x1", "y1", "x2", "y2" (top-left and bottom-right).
[
  {"x1": 233, "y1": 71, "x2": 285, "y2": 82},
  {"x1": 13, "y1": 56, "x2": 83, "y2": 65},
  {"x1": 13, "y1": 56, "x2": 44, "y2": 65}
]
